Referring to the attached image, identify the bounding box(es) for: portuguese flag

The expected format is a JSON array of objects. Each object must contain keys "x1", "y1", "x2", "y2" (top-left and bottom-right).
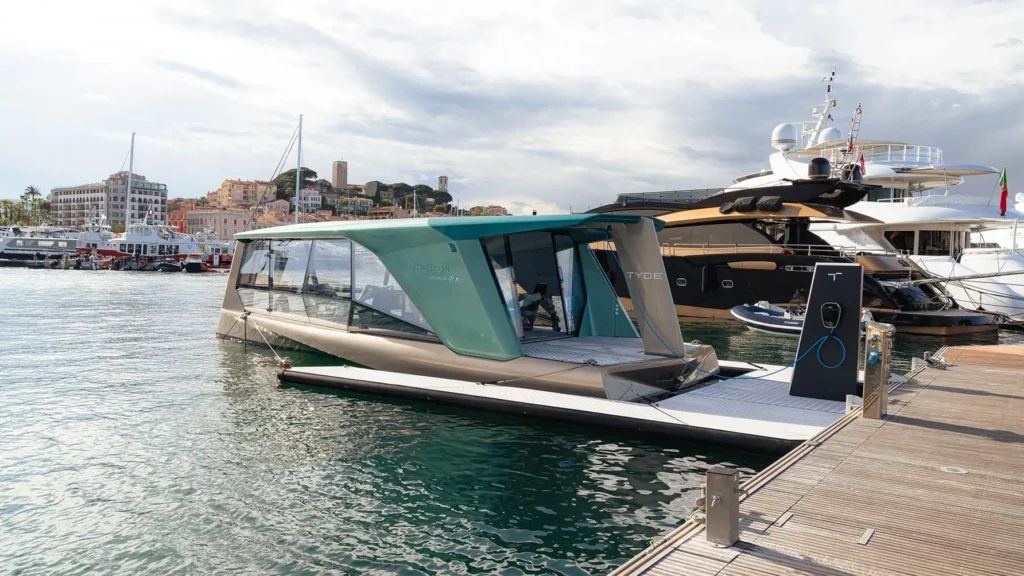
[{"x1": 1000, "y1": 168, "x2": 1008, "y2": 216}]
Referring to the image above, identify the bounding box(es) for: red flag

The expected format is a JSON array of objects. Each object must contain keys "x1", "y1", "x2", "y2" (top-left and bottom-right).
[{"x1": 859, "y1": 154, "x2": 866, "y2": 175}]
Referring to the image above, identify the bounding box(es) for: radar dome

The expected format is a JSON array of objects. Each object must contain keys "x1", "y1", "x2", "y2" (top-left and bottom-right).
[
  {"x1": 808, "y1": 158, "x2": 831, "y2": 179},
  {"x1": 771, "y1": 123, "x2": 798, "y2": 151},
  {"x1": 817, "y1": 126, "x2": 843, "y2": 145}
]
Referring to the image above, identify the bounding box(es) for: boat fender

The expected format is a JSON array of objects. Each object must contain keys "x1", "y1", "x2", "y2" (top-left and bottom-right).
[
  {"x1": 718, "y1": 200, "x2": 735, "y2": 214},
  {"x1": 732, "y1": 197, "x2": 757, "y2": 212},
  {"x1": 755, "y1": 196, "x2": 782, "y2": 212}
]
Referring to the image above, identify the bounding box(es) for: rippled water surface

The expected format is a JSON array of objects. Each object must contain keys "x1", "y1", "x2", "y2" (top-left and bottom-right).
[
  {"x1": 5, "y1": 269, "x2": 1020, "y2": 575},
  {"x1": 1, "y1": 269, "x2": 772, "y2": 576}
]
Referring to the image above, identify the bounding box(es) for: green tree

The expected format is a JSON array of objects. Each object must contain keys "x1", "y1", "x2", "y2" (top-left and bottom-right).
[
  {"x1": 111, "y1": 223, "x2": 125, "y2": 234},
  {"x1": 433, "y1": 190, "x2": 453, "y2": 205},
  {"x1": 0, "y1": 199, "x2": 19, "y2": 224},
  {"x1": 412, "y1": 184, "x2": 433, "y2": 196},
  {"x1": 391, "y1": 182, "x2": 412, "y2": 198},
  {"x1": 21, "y1": 185, "x2": 42, "y2": 225},
  {"x1": 274, "y1": 168, "x2": 319, "y2": 201},
  {"x1": 373, "y1": 190, "x2": 382, "y2": 204}
]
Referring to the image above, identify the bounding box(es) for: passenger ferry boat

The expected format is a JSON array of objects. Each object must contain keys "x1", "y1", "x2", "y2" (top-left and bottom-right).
[
  {"x1": 216, "y1": 215, "x2": 721, "y2": 399},
  {"x1": 0, "y1": 227, "x2": 79, "y2": 260},
  {"x1": 107, "y1": 223, "x2": 200, "y2": 260}
]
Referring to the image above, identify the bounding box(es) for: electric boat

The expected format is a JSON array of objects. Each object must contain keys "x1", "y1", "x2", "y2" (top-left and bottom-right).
[{"x1": 216, "y1": 214, "x2": 721, "y2": 400}]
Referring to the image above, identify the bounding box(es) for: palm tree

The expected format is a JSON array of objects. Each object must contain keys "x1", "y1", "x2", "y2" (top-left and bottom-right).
[
  {"x1": 0, "y1": 199, "x2": 13, "y2": 225},
  {"x1": 22, "y1": 185, "x2": 41, "y2": 225}
]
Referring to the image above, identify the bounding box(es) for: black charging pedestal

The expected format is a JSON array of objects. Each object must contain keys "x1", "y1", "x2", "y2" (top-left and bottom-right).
[{"x1": 789, "y1": 263, "x2": 863, "y2": 401}]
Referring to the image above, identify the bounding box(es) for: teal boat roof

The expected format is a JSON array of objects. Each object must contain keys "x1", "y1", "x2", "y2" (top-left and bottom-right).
[{"x1": 235, "y1": 214, "x2": 663, "y2": 241}]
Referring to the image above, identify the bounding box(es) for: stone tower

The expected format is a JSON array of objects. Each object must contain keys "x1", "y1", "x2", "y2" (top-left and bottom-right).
[{"x1": 332, "y1": 160, "x2": 348, "y2": 190}]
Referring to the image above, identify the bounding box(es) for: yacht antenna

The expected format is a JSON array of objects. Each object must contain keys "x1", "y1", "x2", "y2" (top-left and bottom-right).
[
  {"x1": 295, "y1": 114, "x2": 303, "y2": 225},
  {"x1": 805, "y1": 69, "x2": 837, "y2": 148},
  {"x1": 127, "y1": 132, "x2": 135, "y2": 228}
]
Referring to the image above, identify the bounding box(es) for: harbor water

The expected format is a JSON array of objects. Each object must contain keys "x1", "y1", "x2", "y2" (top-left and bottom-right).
[{"x1": 3, "y1": 269, "x2": 1022, "y2": 575}]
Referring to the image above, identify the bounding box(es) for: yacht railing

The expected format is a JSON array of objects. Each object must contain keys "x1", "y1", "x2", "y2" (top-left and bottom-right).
[
  {"x1": 812, "y1": 143, "x2": 943, "y2": 166},
  {"x1": 659, "y1": 242, "x2": 903, "y2": 258}
]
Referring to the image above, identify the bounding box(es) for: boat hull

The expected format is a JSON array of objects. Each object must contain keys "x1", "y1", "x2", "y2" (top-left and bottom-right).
[
  {"x1": 217, "y1": 308, "x2": 719, "y2": 399},
  {"x1": 595, "y1": 250, "x2": 998, "y2": 336}
]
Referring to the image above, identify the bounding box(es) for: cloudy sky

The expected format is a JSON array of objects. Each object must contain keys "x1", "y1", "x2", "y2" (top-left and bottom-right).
[{"x1": 2, "y1": 0, "x2": 1022, "y2": 214}]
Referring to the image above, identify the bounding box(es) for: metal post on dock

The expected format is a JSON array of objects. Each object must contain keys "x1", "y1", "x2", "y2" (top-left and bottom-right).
[
  {"x1": 705, "y1": 465, "x2": 740, "y2": 547},
  {"x1": 862, "y1": 321, "x2": 895, "y2": 419}
]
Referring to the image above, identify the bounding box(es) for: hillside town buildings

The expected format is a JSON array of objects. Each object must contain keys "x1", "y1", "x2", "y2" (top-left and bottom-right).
[
  {"x1": 212, "y1": 179, "x2": 275, "y2": 208},
  {"x1": 45, "y1": 159, "x2": 502, "y2": 237}
]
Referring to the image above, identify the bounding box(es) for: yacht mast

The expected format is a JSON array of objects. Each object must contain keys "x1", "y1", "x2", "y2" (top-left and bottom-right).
[
  {"x1": 127, "y1": 132, "x2": 135, "y2": 228},
  {"x1": 805, "y1": 70, "x2": 836, "y2": 148},
  {"x1": 295, "y1": 114, "x2": 302, "y2": 225}
]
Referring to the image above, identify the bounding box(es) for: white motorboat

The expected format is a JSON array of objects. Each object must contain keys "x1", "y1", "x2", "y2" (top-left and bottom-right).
[{"x1": 107, "y1": 222, "x2": 201, "y2": 261}]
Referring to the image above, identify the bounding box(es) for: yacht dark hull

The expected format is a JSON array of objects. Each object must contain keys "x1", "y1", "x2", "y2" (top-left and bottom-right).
[{"x1": 595, "y1": 249, "x2": 997, "y2": 336}]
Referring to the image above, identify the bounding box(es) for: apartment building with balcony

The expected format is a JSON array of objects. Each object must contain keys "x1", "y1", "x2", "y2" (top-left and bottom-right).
[
  {"x1": 212, "y1": 179, "x2": 276, "y2": 208},
  {"x1": 50, "y1": 171, "x2": 167, "y2": 227}
]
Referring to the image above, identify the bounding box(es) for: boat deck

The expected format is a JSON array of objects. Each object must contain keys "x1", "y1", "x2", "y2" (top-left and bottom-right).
[
  {"x1": 279, "y1": 363, "x2": 848, "y2": 452},
  {"x1": 611, "y1": 345, "x2": 1024, "y2": 576}
]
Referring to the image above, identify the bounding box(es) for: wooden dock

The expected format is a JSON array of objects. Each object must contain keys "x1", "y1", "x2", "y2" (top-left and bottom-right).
[{"x1": 612, "y1": 345, "x2": 1024, "y2": 576}]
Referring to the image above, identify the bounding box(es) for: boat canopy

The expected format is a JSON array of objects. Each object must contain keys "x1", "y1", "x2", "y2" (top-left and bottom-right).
[
  {"x1": 235, "y1": 214, "x2": 663, "y2": 243},
  {"x1": 230, "y1": 214, "x2": 684, "y2": 362}
]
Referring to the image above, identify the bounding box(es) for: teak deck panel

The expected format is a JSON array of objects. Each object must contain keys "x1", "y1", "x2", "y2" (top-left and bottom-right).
[{"x1": 613, "y1": 345, "x2": 1024, "y2": 576}]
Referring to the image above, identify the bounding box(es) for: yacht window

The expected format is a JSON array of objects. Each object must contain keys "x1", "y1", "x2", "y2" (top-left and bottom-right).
[
  {"x1": 351, "y1": 242, "x2": 432, "y2": 333},
  {"x1": 303, "y1": 239, "x2": 352, "y2": 328},
  {"x1": 867, "y1": 187, "x2": 893, "y2": 202},
  {"x1": 884, "y1": 231, "x2": 915, "y2": 253},
  {"x1": 659, "y1": 222, "x2": 773, "y2": 246},
  {"x1": 917, "y1": 231, "x2": 950, "y2": 256}
]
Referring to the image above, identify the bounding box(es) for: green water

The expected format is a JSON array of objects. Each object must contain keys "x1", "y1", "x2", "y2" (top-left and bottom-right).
[
  {"x1": 3, "y1": 268, "x2": 1019, "y2": 575},
  {"x1": 0, "y1": 269, "x2": 770, "y2": 575}
]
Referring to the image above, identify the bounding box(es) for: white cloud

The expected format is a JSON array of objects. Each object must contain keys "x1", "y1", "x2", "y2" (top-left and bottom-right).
[{"x1": 2, "y1": 0, "x2": 1022, "y2": 207}]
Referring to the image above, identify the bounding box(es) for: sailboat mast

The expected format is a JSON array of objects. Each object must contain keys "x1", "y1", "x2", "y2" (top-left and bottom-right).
[
  {"x1": 295, "y1": 114, "x2": 303, "y2": 225},
  {"x1": 127, "y1": 132, "x2": 135, "y2": 227}
]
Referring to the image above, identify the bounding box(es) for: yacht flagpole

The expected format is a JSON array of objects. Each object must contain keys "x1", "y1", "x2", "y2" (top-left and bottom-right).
[{"x1": 986, "y1": 165, "x2": 1004, "y2": 206}]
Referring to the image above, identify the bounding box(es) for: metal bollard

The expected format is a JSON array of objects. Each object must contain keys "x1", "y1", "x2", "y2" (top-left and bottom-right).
[
  {"x1": 705, "y1": 465, "x2": 740, "y2": 547},
  {"x1": 862, "y1": 321, "x2": 895, "y2": 419}
]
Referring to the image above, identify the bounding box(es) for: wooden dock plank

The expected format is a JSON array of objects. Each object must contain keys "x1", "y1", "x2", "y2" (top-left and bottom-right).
[{"x1": 612, "y1": 345, "x2": 1024, "y2": 576}]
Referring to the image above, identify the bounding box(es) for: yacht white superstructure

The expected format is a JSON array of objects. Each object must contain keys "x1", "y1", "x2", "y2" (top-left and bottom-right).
[{"x1": 731, "y1": 71, "x2": 1024, "y2": 320}]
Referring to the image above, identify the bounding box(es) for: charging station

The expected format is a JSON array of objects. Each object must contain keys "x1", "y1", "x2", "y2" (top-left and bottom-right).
[{"x1": 789, "y1": 263, "x2": 863, "y2": 401}]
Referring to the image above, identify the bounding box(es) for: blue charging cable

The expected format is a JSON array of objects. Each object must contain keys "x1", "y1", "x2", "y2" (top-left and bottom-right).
[{"x1": 604, "y1": 231, "x2": 846, "y2": 380}]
